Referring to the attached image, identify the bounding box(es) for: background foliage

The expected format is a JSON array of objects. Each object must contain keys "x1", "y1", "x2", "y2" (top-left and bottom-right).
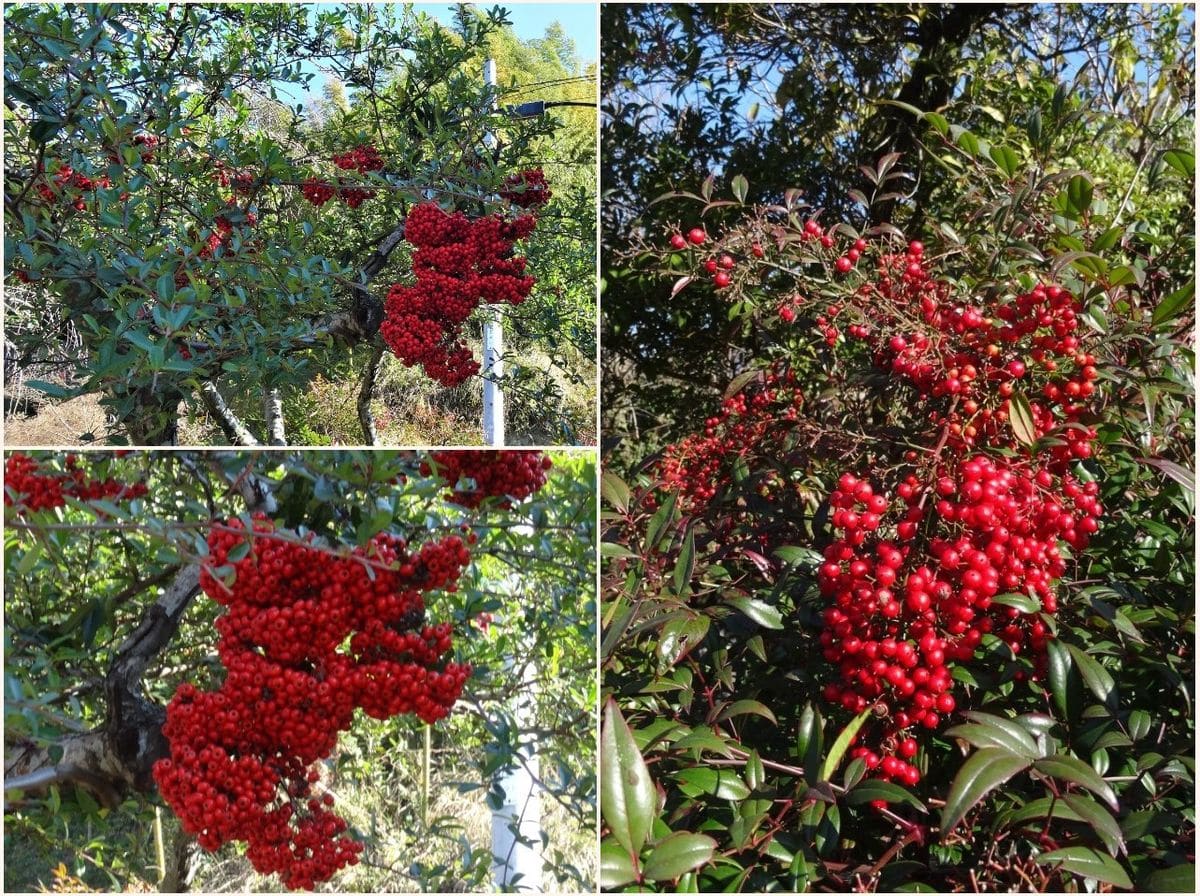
[
  {"x1": 4, "y1": 449, "x2": 596, "y2": 892},
  {"x1": 601, "y1": 3, "x2": 1194, "y2": 892}
]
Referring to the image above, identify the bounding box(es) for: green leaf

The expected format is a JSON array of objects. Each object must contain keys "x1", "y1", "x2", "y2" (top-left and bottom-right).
[
  {"x1": 990, "y1": 592, "x2": 1041, "y2": 615},
  {"x1": 601, "y1": 699, "x2": 656, "y2": 857},
  {"x1": 1151, "y1": 278, "x2": 1194, "y2": 328},
  {"x1": 1008, "y1": 391, "x2": 1037, "y2": 448},
  {"x1": 672, "y1": 526, "x2": 696, "y2": 594},
  {"x1": 990, "y1": 144, "x2": 1020, "y2": 178},
  {"x1": 1161, "y1": 148, "x2": 1195, "y2": 179},
  {"x1": 1046, "y1": 638, "x2": 1079, "y2": 720},
  {"x1": 643, "y1": 832, "x2": 716, "y2": 881},
  {"x1": 599, "y1": 839, "x2": 637, "y2": 889},
  {"x1": 945, "y1": 716, "x2": 1039, "y2": 759},
  {"x1": 716, "y1": 699, "x2": 778, "y2": 726},
  {"x1": 940, "y1": 748, "x2": 1032, "y2": 836},
  {"x1": 820, "y1": 710, "x2": 871, "y2": 782},
  {"x1": 658, "y1": 615, "x2": 709, "y2": 667},
  {"x1": 24, "y1": 380, "x2": 76, "y2": 400},
  {"x1": 601, "y1": 471, "x2": 630, "y2": 514},
  {"x1": 156, "y1": 272, "x2": 175, "y2": 303},
  {"x1": 725, "y1": 595, "x2": 783, "y2": 630},
  {"x1": 1036, "y1": 846, "x2": 1132, "y2": 889},
  {"x1": 845, "y1": 779, "x2": 928, "y2": 813},
  {"x1": 1061, "y1": 793, "x2": 1124, "y2": 857},
  {"x1": 1065, "y1": 174, "x2": 1094, "y2": 218},
  {"x1": 675, "y1": 767, "x2": 750, "y2": 801},
  {"x1": 1033, "y1": 754, "x2": 1119, "y2": 811},
  {"x1": 1064, "y1": 644, "x2": 1117, "y2": 709},
  {"x1": 730, "y1": 174, "x2": 748, "y2": 203},
  {"x1": 645, "y1": 491, "x2": 678, "y2": 553},
  {"x1": 1142, "y1": 863, "x2": 1195, "y2": 892}
]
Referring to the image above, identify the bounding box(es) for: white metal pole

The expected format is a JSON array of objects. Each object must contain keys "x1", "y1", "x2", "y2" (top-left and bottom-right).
[
  {"x1": 482, "y1": 58, "x2": 505, "y2": 446},
  {"x1": 490, "y1": 646, "x2": 543, "y2": 891}
]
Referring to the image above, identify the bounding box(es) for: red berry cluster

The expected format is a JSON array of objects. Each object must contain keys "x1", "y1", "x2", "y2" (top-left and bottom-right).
[
  {"x1": 300, "y1": 145, "x2": 383, "y2": 210},
  {"x1": 154, "y1": 514, "x2": 472, "y2": 889},
  {"x1": 332, "y1": 144, "x2": 384, "y2": 175},
  {"x1": 816, "y1": 456, "x2": 1101, "y2": 781},
  {"x1": 500, "y1": 168, "x2": 551, "y2": 208},
  {"x1": 424, "y1": 450, "x2": 552, "y2": 509},
  {"x1": 4, "y1": 452, "x2": 147, "y2": 511},
  {"x1": 380, "y1": 202, "x2": 537, "y2": 386},
  {"x1": 659, "y1": 370, "x2": 805, "y2": 511},
  {"x1": 841, "y1": 245, "x2": 1099, "y2": 463},
  {"x1": 300, "y1": 177, "x2": 375, "y2": 209},
  {"x1": 34, "y1": 164, "x2": 112, "y2": 211}
]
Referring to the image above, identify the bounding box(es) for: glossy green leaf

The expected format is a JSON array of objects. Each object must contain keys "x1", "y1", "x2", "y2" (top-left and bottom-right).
[
  {"x1": 1046, "y1": 638, "x2": 1080, "y2": 721},
  {"x1": 1036, "y1": 846, "x2": 1132, "y2": 889},
  {"x1": 716, "y1": 699, "x2": 778, "y2": 725},
  {"x1": 725, "y1": 595, "x2": 783, "y2": 629},
  {"x1": 600, "y1": 838, "x2": 638, "y2": 889},
  {"x1": 1008, "y1": 391, "x2": 1036, "y2": 447},
  {"x1": 990, "y1": 144, "x2": 1020, "y2": 178},
  {"x1": 645, "y1": 490, "x2": 678, "y2": 553},
  {"x1": 675, "y1": 767, "x2": 750, "y2": 801},
  {"x1": 643, "y1": 831, "x2": 717, "y2": 881},
  {"x1": 990, "y1": 592, "x2": 1041, "y2": 614},
  {"x1": 1033, "y1": 754, "x2": 1119, "y2": 811},
  {"x1": 1064, "y1": 643, "x2": 1117, "y2": 709},
  {"x1": 1151, "y1": 277, "x2": 1195, "y2": 328},
  {"x1": 1161, "y1": 148, "x2": 1195, "y2": 178},
  {"x1": 845, "y1": 779, "x2": 928, "y2": 813},
  {"x1": 601, "y1": 471, "x2": 630, "y2": 514},
  {"x1": 819, "y1": 709, "x2": 871, "y2": 782},
  {"x1": 658, "y1": 615, "x2": 709, "y2": 667},
  {"x1": 1061, "y1": 793, "x2": 1125, "y2": 857},
  {"x1": 946, "y1": 715, "x2": 1039, "y2": 759},
  {"x1": 601, "y1": 698, "x2": 656, "y2": 857},
  {"x1": 730, "y1": 174, "x2": 749, "y2": 203},
  {"x1": 940, "y1": 748, "x2": 1032, "y2": 836},
  {"x1": 672, "y1": 526, "x2": 696, "y2": 594}
]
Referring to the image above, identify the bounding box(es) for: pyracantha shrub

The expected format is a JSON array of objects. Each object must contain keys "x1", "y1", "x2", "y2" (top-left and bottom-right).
[
  {"x1": 425, "y1": 449, "x2": 553, "y2": 509},
  {"x1": 500, "y1": 167, "x2": 551, "y2": 208},
  {"x1": 153, "y1": 514, "x2": 472, "y2": 889},
  {"x1": 4, "y1": 452, "x2": 147, "y2": 511},
  {"x1": 380, "y1": 202, "x2": 537, "y2": 386},
  {"x1": 657, "y1": 222, "x2": 1104, "y2": 780}
]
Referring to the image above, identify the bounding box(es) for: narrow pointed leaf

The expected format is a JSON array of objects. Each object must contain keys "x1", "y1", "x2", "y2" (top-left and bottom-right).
[
  {"x1": 599, "y1": 839, "x2": 638, "y2": 889},
  {"x1": 601, "y1": 699, "x2": 656, "y2": 856},
  {"x1": 1036, "y1": 846, "x2": 1132, "y2": 889},
  {"x1": 1033, "y1": 754, "x2": 1119, "y2": 811},
  {"x1": 819, "y1": 710, "x2": 871, "y2": 782},
  {"x1": 1061, "y1": 793, "x2": 1125, "y2": 857},
  {"x1": 643, "y1": 832, "x2": 716, "y2": 881},
  {"x1": 940, "y1": 748, "x2": 1032, "y2": 836}
]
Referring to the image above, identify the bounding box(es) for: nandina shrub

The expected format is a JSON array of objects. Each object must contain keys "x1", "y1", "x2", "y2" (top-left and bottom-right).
[{"x1": 601, "y1": 153, "x2": 1193, "y2": 891}]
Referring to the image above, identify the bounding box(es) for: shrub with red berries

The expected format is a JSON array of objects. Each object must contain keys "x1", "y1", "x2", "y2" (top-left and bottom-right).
[
  {"x1": 4, "y1": 452, "x2": 147, "y2": 511},
  {"x1": 500, "y1": 167, "x2": 551, "y2": 208},
  {"x1": 380, "y1": 202, "x2": 538, "y2": 387},
  {"x1": 154, "y1": 514, "x2": 472, "y2": 890},
  {"x1": 425, "y1": 450, "x2": 553, "y2": 509}
]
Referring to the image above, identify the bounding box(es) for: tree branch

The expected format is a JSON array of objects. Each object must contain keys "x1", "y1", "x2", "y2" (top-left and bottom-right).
[
  {"x1": 197, "y1": 381, "x2": 260, "y2": 445},
  {"x1": 358, "y1": 342, "x2": 386, "y2": 446},
  {"x1": 264, "y1": 387, "x2": 287, "y2": 446}
]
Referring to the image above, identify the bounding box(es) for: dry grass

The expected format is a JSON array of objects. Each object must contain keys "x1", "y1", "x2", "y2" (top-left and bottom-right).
[{"x1": 3, "y1": 392, "x2": 114, "y2": 446}]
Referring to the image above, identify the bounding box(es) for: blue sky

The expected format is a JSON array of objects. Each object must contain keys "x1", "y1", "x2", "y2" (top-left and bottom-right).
[{"x1": 273, "y1": 3, "x2": 596, "y2": 105}]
